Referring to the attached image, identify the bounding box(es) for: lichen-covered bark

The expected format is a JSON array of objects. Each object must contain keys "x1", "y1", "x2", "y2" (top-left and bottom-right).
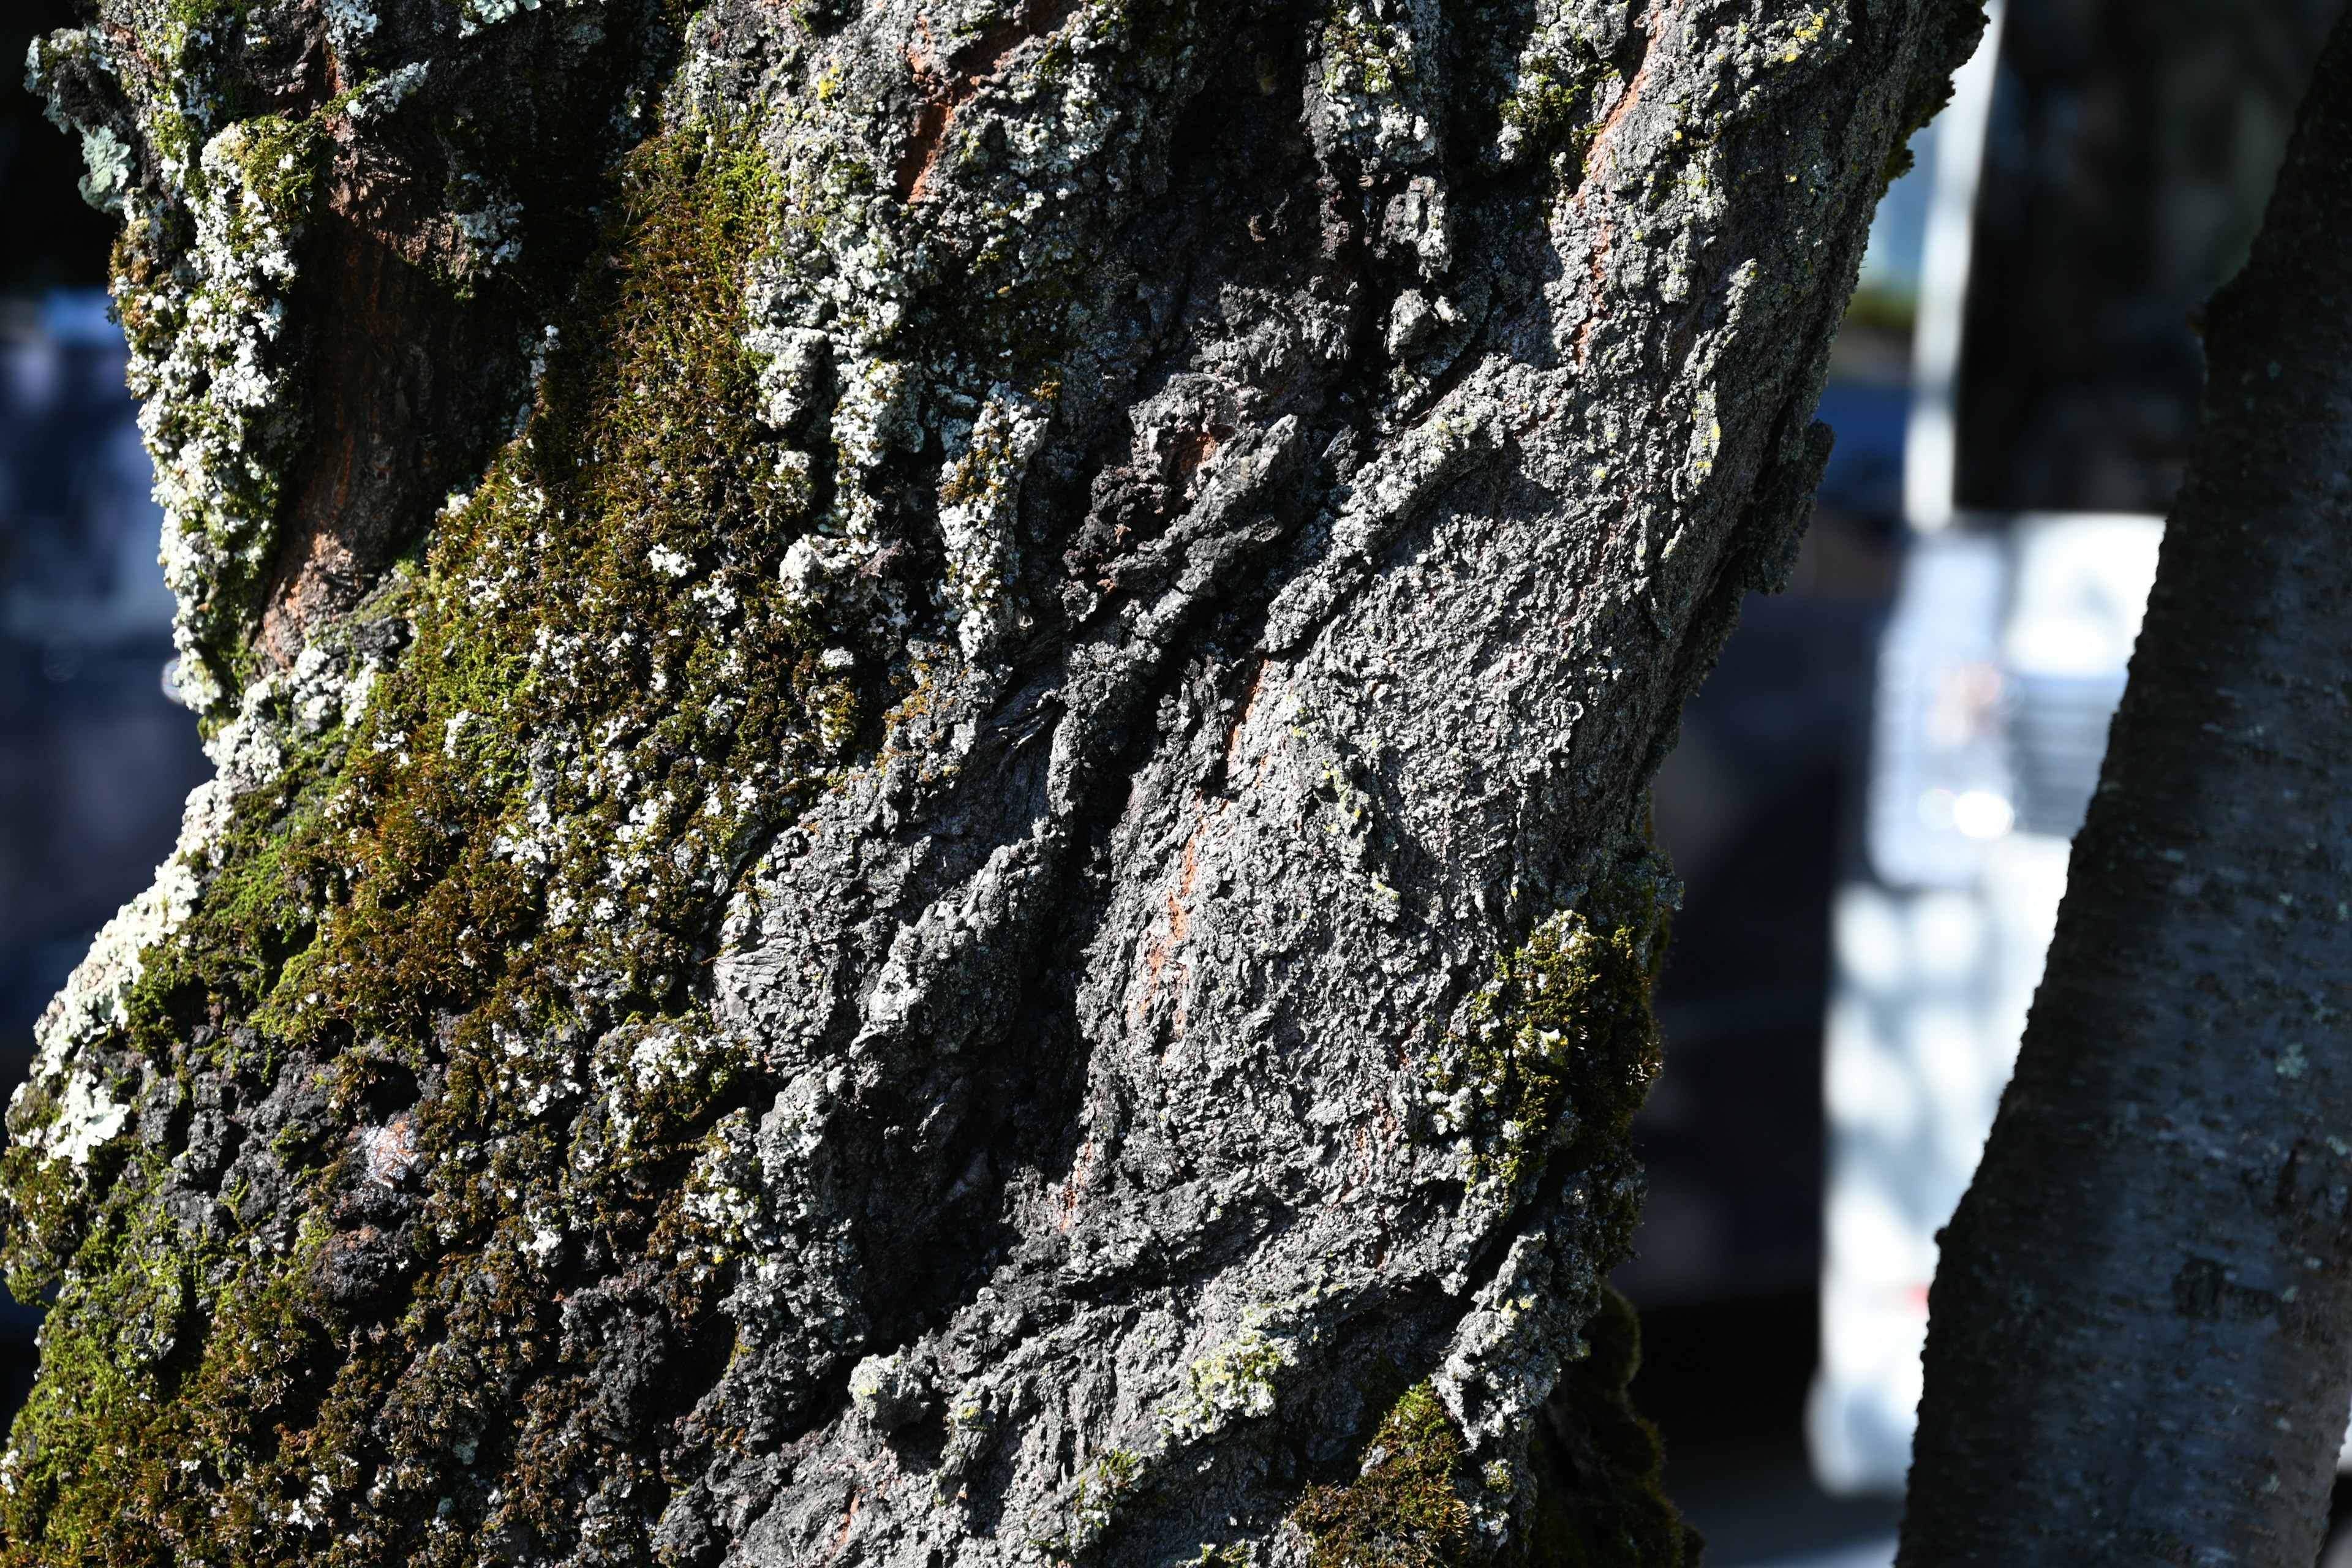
[{"x1": 12, "y1": 0, "x2": 1972, "y2": 1560}]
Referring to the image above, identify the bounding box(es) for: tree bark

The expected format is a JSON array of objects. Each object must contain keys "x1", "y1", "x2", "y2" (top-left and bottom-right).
[
  {"x1": 1904, "y1": 15, "x2": 2352, "y2": 1567},
  {"x1": 13, "y1": 0, "x2": 1969, "y2": 1562}
]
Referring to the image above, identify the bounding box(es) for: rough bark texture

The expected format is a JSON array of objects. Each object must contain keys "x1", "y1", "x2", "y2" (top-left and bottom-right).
[
  {"x1": 1904, "y1": 15, "x2": 2352, "y2": 1567},
  {"x1": 13, "y1": 0, "x2": 1969, "y2": 1561}
]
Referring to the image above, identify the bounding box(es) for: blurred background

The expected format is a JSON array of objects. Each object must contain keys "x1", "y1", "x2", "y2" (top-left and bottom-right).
[
  {"x1": 0, "y1": 0, "x2": 2341, "y2": 1561},
  {"x1": 1622, "y1": 1, "x2": 2345, "y2": 1564}
]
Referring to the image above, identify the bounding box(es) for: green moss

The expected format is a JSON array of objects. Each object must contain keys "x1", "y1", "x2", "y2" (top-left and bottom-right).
[
  {"x1": 1033, "y1": 1445, "x2": 1144, "y2": 1558},
  {"x1": 1429, "y1": 865, "x2": 1672, "y2": 1197},
  {"x1": 1505, "y1": 1286, "x2": 1698, "y2": 1568},
  {"x1": 1496, "y1": 52, "x2": 1611, "y2": 176},
  {"x1": 1321, "y1": 2, "x2": 1419, "y2": 99},
  {"x1": 0, "y1": 1137, "x2": 353, "y2": 1568},
  {"x1": 216, "y1": 110, "x2": 326, "y2": 239},
  {"x1": 0, "y1": 116, "x2": 892, "y2": 1567},
  {"x1": 1084, "y1": 1446, "x2": 1141, "y2": 1501},
  {"x1": 1290, "y1": 1298, "x2": 1694, "y2": 1568},
  {"x1": 1294, "y1": 1383, "x2": 1472, "y2": 1568},
  {"x1": 1168, "y1": 1318, "x2": 1294, "y2": 1438},
  {"x1": 162, "y1": 0, "x2": 249, "y2": 35}
]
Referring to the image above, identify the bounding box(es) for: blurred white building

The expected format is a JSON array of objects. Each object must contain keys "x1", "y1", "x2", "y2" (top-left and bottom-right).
[
  {"x1": 1803, "y1": 0, "x2": 2189, "y2": 1491},
  {"x1": 1809, "y1": 514, "x2": 2161, "y2": 1492}
]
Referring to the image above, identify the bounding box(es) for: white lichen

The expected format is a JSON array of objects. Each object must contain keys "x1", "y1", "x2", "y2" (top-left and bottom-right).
[
  {"x1": 935, "y1": 386, "x2": 1051, "y2": 657},
  {"x1": 1310, "y1": 0, "x2": 1444, "y2": 168}
]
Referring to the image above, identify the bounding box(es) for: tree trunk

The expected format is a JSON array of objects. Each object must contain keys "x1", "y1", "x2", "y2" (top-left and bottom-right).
[
  {"x1": 12, "y1": 0, "x2": 1971, "y2": 1561},
  {"x1": 1904, "y1": 14, "x2": 2352, "y2": 1566}
]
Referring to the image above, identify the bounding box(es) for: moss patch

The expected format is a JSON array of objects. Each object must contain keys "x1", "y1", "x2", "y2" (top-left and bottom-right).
[
  {"x1": 0, "y1": 118, "x2": 889, "y2": 1567},
  {"x1": 1508, "y1": 1285, "x2": 1699, "y2": 1568},
  {"x1": 1428, "y1": 864, "x2": 1673, "y2": 1199},
  {"x1": 1291, "y1": 1296, "x2": 1695, "y2": 1568},
  {"x1": 1295, "y1": 1383, "x2": 1473, "y2": 1568}
]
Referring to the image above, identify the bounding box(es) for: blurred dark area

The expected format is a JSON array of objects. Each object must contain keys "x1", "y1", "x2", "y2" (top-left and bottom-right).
[
  {"x1": 1624, "y1": 375, "x2": 1904, "y2": 1567},
  {"x1": 1957, "y1": 0, "x2": 2337, "y2": 513},
  {"x1": 0, "y1": 293, "x2": 205, "y2": 1036},
  {"x1": 1630, "y1": 379, "x2": 1904, "y2": 1318},
  {"x1": 1636, "y1": 1294, "x2": 1904, "y2": 1567},
  {"x1": 1, "y1": 0, "x2": 114, "y2": 300}
]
